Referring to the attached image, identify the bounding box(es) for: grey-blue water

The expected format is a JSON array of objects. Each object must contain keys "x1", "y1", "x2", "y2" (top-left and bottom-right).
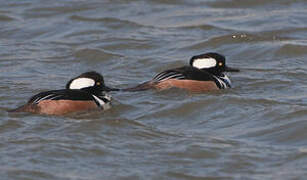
[{"x1": 1, "y1": 0, "x2": 307, "y2": 179}]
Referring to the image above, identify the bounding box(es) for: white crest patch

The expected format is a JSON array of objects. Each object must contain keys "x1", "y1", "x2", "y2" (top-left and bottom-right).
[
  {"x1": 69, "y1": 78, "x2": 95, "y2": 89},
  {"x1": 192, "y1": 57, "x2": 217, "y2": 69}
]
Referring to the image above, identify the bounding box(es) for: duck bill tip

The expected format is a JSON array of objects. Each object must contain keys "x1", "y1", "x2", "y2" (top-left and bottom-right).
[
  {"x1": 103, "y1": 86, "x2": 119, "y2": 92},
  {"x1": 225, "y1": 66, "x2": 240, "y2": 72}
]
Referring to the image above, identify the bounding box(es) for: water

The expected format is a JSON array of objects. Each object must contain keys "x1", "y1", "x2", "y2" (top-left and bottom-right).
[{"x1": 1, "y1": 0, "x2": 307, "y2": 179}]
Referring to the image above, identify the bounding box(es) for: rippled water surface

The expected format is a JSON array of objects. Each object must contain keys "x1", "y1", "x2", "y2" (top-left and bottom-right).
[{"x1": 1, "y1": 0, "x2": 307, "y2": 179}]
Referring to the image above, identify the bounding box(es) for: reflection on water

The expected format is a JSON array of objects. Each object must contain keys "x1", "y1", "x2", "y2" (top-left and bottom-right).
[{"x1": 1, "y1": 0, "x2": 307, "y2": 179}]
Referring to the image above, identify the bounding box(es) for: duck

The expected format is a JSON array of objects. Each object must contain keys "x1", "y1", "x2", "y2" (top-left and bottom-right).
[
  {"x1": 9, "y1": 71, "x2": 118, "y2": 115},
  {"x1": 123, "y1": 52, "x2": 239, "y2": 92}
]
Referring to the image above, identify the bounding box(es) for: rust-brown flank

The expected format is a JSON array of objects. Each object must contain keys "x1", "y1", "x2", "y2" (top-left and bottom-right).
[
  {"x1": 21, "y1": 100, "x2": 99, "y2": 115},
  {"x1": 154, "y1": 79, "x2": 219, "y2": 92}
]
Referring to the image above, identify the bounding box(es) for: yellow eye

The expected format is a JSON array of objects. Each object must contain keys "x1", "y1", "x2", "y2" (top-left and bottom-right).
[
  {"x1": 218, "y1": 62, "x2": 223, "y2": 66},
  {"x1": 96, "y1": 82, "x2": 101, "y2": 86}
]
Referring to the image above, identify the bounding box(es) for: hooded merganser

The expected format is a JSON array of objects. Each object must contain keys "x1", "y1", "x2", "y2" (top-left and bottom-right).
[
  {"x1": 123, "y1": 52, "x2": 239, "y2": 92},
  {"x1": 9, "y1": 71, "x2": 119, "y2": 115}
]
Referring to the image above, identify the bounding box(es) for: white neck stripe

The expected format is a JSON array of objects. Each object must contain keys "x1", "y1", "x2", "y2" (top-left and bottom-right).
[{"x1": 92, "y1": 95, "x2": 106, "y2": 106}]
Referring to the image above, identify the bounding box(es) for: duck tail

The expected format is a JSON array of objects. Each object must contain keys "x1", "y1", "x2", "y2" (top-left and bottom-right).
[
  {"x1": 121, "y1": 81, "x2": 156, "y2": 92},
  {"x1": 8, "y1": 104, "x2": 28, "y2": 113},
  {"x1": 8, "y1": 104, "x2": 36, "y2": 113}
]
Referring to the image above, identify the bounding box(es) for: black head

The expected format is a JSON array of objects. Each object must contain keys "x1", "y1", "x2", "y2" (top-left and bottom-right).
[
  {"x1": 189, "y1": 52, "x2": 239, "y2": 75},
  {"x1": 66, "y1": 71, "x2": 119, "y2": 92}
]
